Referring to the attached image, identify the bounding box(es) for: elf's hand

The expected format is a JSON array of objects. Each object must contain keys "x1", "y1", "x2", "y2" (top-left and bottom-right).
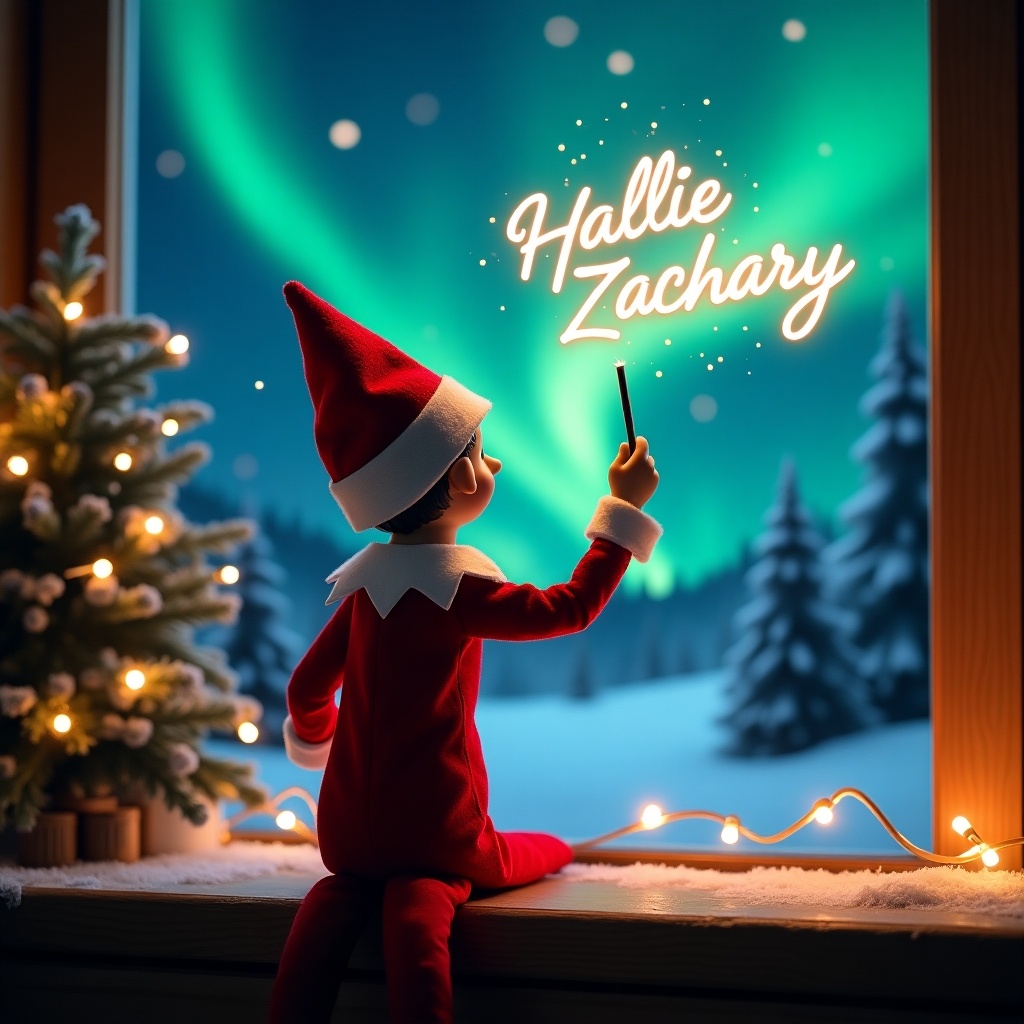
[{"x1": 608, "y1": 436, "x2": 659, "y2": 509}]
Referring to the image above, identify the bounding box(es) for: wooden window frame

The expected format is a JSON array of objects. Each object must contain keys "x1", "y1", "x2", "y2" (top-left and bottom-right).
[{"x1": 1, "y1": 0, "x2": 1019, "y2": 870}]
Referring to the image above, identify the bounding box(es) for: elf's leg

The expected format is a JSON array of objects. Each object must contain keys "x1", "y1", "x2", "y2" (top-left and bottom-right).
[
  {"x1": 381, "y1": 874, "x2": 472, "y2": 1024},
  {"x1": 490, "y1": 830, "x2": 573, "y2": 887},
  {"x1": 268, "y1": 872, "x2": 380, "y2": 1023}
]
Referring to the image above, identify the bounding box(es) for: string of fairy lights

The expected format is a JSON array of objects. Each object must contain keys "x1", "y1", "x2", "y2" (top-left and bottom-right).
[{"x1": 228, "y1": 785, "x2": 1024, "y2": 869}]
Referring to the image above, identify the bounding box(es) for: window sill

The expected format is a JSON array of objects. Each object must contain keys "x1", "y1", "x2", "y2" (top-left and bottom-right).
[{"x1": 1, "y1": 867, "x2": 1021, "y2": 1022}]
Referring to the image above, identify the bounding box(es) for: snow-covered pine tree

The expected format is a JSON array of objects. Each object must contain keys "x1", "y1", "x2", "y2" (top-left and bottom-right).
[
  {"x1": 824, "y1": 292, "x2": 930, "y2": 722},
  {"x1": 720, "y1": 460, "x2": 871, "y2": 755},
  {"x1": 0, "y1": 205, "x2": 264, "y2": 829},
  {"x1": 224, "y1": 529, "x2": 303, "y2": 743}
]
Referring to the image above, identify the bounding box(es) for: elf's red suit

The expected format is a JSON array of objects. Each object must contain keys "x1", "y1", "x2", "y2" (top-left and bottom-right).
[
  {"x1": 269, "y1": 511, "x2": 659, "y2": 1022},
  {"x1": 269, "y1": 282, "x2": 661, "y2": 1022}
]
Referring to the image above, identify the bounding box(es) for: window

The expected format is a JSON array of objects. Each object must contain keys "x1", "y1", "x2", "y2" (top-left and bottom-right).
[{"x1": 4, "y1": 0, "x2": 1018, "y2": 867}]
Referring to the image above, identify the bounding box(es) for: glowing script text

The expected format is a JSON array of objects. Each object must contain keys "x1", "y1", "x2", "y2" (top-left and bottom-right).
[{"x1": 505, "y1": 150, "x2": 855, "y2": 344}]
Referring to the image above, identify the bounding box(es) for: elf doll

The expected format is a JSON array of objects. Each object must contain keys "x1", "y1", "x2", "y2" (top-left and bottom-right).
[{"x1": 268, "y1": 282, "x2": 661, "y2": 1023}]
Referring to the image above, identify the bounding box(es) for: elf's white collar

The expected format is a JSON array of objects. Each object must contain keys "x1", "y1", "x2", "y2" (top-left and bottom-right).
[{"x1": 325, "y1": 543, "x2": 507, "y2": 617}]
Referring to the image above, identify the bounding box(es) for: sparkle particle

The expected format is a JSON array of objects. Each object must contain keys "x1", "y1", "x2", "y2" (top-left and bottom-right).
[
  {"x1": 703, "y1": 98, "x2": 710, "y2": 105},
  {"x1": 479, "y1": 259, "x2": 487, "y2": 266},
  {"x1": 558, "y1": 143, "x2": 566, "y2": 152},
  {"x1": 655, "y1": 370, "x2": 663, "y2": 378},
  {"x1": 620, "y1": 101, "x2": 628, "y2": 109}
]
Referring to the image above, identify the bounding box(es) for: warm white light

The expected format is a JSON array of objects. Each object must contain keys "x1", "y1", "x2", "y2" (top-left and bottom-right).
[
  {"x1": 218, "y1": 565, "x2": 240, "y2": 585},
  {"x1": 63, "y1": 301, "x2": 84, "y2": 321},
  {"x1": 951, "y1": 815, "x2": 972, "y2": 837},
  {"x1": 328, "y1": 119, "x2": 361, "y2": 150},
  {"x1": 981, "y1": 847, "x2": 1000, "y2": 868},
  {"x1": 6, "y1": 455, "x2": 28, "y2": 476},
  {"x1": 125, "y1": 669, "x2": 146, "y2": 691},
  {"x1": 276, "y1": 810, "x2": 297, "y2": 831},
  {"x1": 238, "y1": 721, "x2": 259, "y2": 744},
  {"x1": 721, "y1": 818, "x2": 740, "y2": 844},
  {"x1": 814, "y1": 804, "x2": 834, "y2": 825},
  {"x1": 144, "y1": 515, "x2": 165, "y2": 535},
  {"x1": 114, "y1": 452, "x2": 133, "y2": 471},
  {"x1": 92, "y1": 558, "x2": 113, "y2": 579},
  {"x1": 254, "y1": 380, "x2": 264, "y2": 390},
  {"x1": 640, "y1": 803, "x2": 664, "y2": 829},
  {"x1": 607, "y1": 51, "x2": 634, "y2": 75},
  {"x1": 166, "y1": 334, "x2": 190, "y2": 355},
  {"x1": 505, "y1": 149, "x2": 854, "y2": 345},
  {"x1": 782, "y1": 18, "x2": 807, "y2": 42},
  {"x1": 161, "y1": 418, "x2": 179, "y2": 436},
  {"x1": 52, "y1": 713, "x2": 72, "y2": 734}
]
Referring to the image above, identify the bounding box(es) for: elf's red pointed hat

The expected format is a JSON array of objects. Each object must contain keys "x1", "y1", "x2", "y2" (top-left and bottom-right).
[{"x1": 283, "y1": 281, "x2": 491, "y2": 532}]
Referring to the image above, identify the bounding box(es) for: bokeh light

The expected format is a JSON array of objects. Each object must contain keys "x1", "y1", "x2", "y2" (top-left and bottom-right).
[
  {"x1": 543, "y1": 16, "x2": 578, "y2": 47},
  {"x1": 782, "y1": 18, "x2": 807, "y2": 42},
  {"x1": 156, "y1": 149, "x2": 186, "y2": 177},
  {"x1": 328, "y1": 118, "x2": 361, "y2": 149},
  {"x1": 607, "y1": 51, "x2": 635, "y2": 75},
  {"x1": 405, "y1": 93, "x2": 440, "y2": 126}
]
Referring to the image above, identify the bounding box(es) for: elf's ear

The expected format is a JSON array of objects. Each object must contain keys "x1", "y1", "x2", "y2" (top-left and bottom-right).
[{"x1": 448, "y1": 456, "x2": 477, "y2": 495}]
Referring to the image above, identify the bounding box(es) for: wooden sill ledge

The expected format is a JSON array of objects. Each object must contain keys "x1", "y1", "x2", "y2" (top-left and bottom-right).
[{"x1": 1, "y1": 866, "x2": 1022, "y2": 1023}]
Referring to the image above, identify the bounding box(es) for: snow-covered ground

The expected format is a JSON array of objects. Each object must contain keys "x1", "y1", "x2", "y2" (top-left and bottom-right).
[{"x1": 209, "y1": 671, "x2": 931, "y2": 856}]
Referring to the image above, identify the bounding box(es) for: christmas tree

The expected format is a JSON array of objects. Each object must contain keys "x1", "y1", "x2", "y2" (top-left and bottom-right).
[
  {"x1": 824, "y1": 292, "x2": 930, "y2": 722},
  {"x1": 224, "y1": 529, "x2": 303, "y2": 744},
  {"x1": 720, "y1": 460, "x2": 871, "y2": 755},
  {"x1": 0, "y1": 205, "x2": 264, "y2": 829}
]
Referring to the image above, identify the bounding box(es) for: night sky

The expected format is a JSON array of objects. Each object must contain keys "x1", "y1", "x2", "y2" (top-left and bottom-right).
[{"x1": 135, "y1": 0, "x2": 928, "y2": 594}]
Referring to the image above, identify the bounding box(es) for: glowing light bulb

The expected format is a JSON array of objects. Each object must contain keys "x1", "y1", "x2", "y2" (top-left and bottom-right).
[
  {"x1": 276, "y1": 810, "x2": 297, "y2": 831},
  {"x1": 640, "y1": 803, "x2": 664, "y2": 829},
  {"x1": 166, "y1": 334, "x2": 190, "y2": 355},
  {"x1": 114, "y1": 452, "x2": 132, "y2": 471},
  {"x1": 53, "y1": 713, "x2": 72, "y2": 734},
  {"x1": 238, "y1": 721, "x2": 259, "y2": 744},
  {"x1": 218, "y1": 565, "x2": 240, "y2": 585},
  {"x1": 144, "y1": 515, "x2": 165, "y2": 535},
  {"x1": 6, "y1": 455, "x2": 28, "y2": 476},
  {"x1": 92, "y1": 558, "x2": 113, "y2": 579},
  {"x1": 721, "y1": 818, "x2": 740, "y2": 844},
  {"x1": 63, "y1": 301, "x2": 83, "y2": 321},
  {"x1": 813, "y1": 802, "x2": 834, "y2": 825},
  {"x1": 161, "y1": 418, "x2": 179, "y2": 436},
  {"x1": 951, "y1": 815, "x2": 972, "y2": 837},
  {"x1": 125, "y1": 669, "x2": 146, "y2": 691},
  {"x1": 981, "y1": 847, "x2": 1000, "y2": 868}
]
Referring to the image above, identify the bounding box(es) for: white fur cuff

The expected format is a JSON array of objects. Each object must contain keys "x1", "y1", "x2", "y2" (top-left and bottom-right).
[
  {"x1": 585, "y1": 496, "x2": 663, "y2": 563},
  {"x1": 283, "y1": 716, "x2": 332, "y2": 770}
]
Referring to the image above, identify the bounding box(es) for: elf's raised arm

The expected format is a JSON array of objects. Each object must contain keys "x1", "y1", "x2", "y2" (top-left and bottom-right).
[
  {"x1": 282, "y1": 593, "x2": 354, "y2": 769},
  {"x1": 456, "y1": 435, "x2": 660, "y2": 640}
]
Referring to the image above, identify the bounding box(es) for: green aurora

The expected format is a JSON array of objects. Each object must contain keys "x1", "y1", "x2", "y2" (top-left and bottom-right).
[{"x1": 137, "y1": 0, "x2": 928, "y2": 594}]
